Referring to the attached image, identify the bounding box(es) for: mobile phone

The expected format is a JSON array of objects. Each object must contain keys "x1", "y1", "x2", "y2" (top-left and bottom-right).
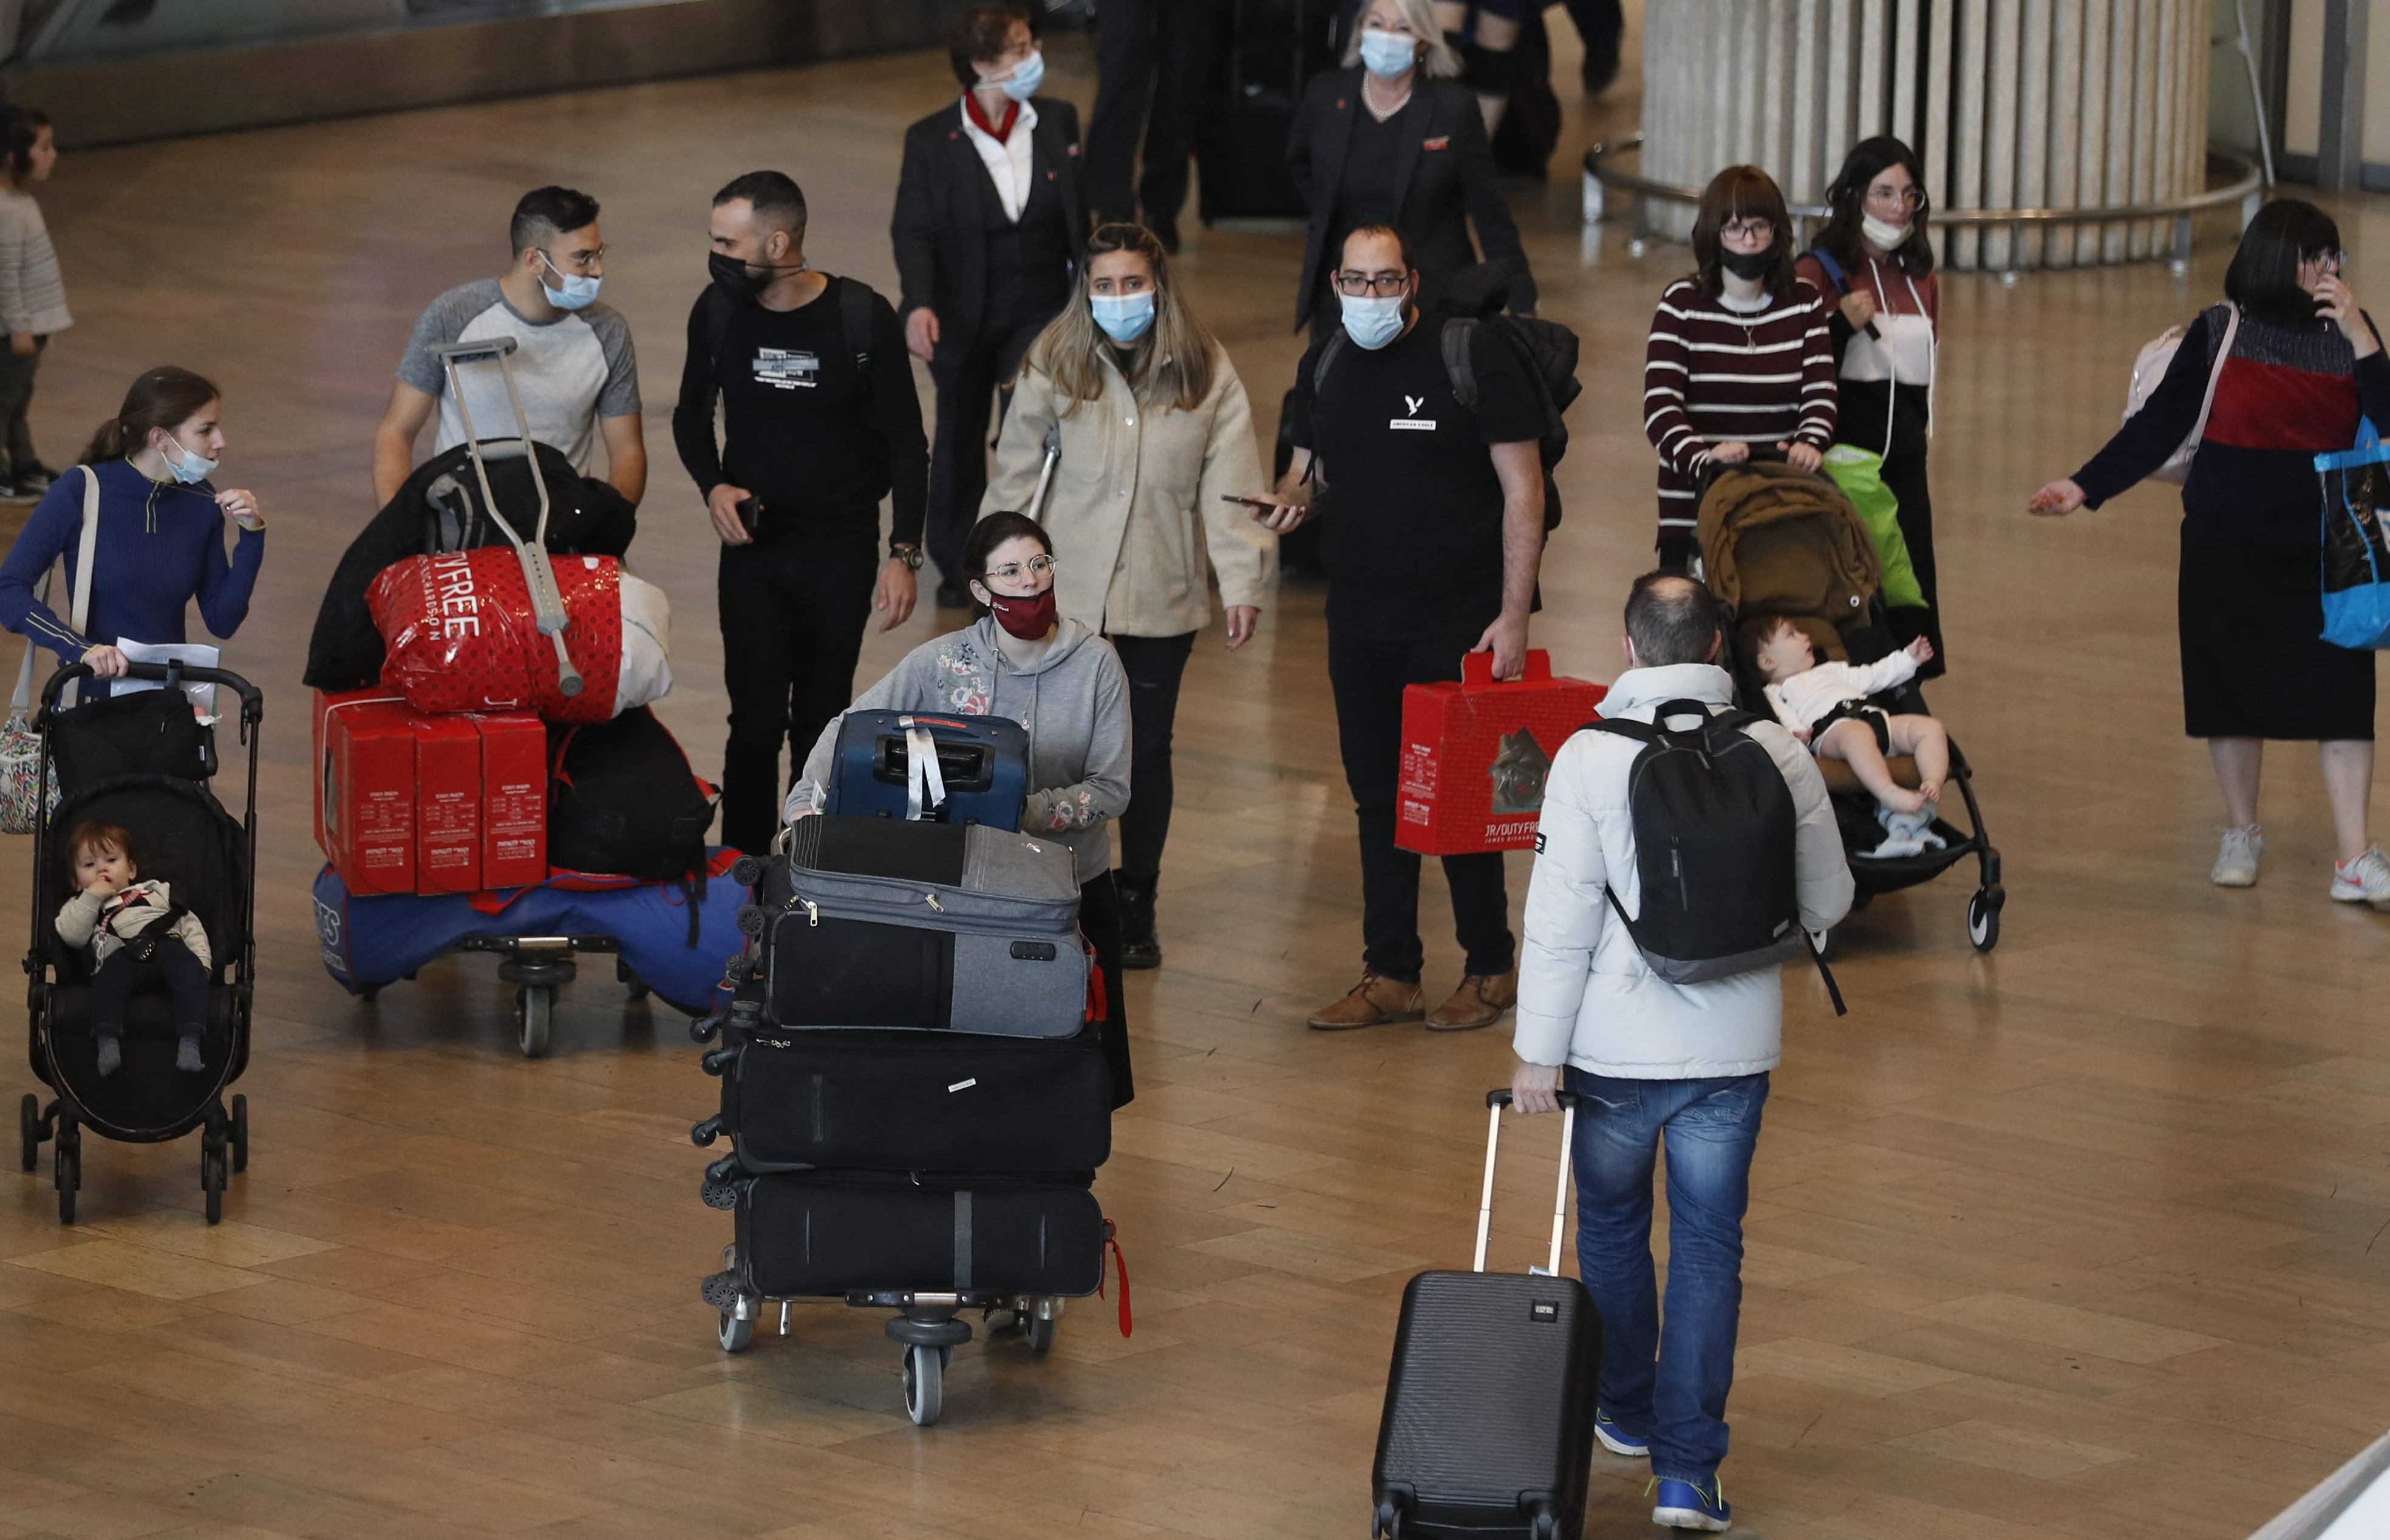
[
  {"x1": 1221, "y1": 494, "x2": 1275, "y2": 511},
  {"x1": 736, "y1": 495, "x2": 766, "y2": 533}
]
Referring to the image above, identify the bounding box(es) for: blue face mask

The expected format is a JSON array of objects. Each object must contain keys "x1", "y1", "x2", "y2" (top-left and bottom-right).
[
  {"x1": 539, "y1": 251, "x2": 601, "y2": 311},
  {"x1": 1091, "y1": 291, "x2": 1156, "y2": 345},
  {"x1": 162, "y1": 431, "x2": 216, "y2": 485},
  {"x1": 996, "y1": 49, "x2": 1044, "y2": 103},
  {"x1": 1358, "y1": 27, "x2": 1417, "y2": 78},
  {"x1": 1340, "y1": 291, "x2": 1406, "y2": 350}
]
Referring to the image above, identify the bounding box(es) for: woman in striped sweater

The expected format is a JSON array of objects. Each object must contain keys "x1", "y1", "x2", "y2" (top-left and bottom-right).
[{"x1": 1643, "y1": 166, "x2": 1838, "y2": 568}]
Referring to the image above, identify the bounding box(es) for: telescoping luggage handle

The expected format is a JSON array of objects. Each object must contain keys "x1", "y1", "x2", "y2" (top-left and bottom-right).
[
  {"x1": 1477, "y1": 1088, "x2": 1578, "y2": 1276},
  {"x1": 429, "y1": 337, "x2": 584, "y2": 700}
]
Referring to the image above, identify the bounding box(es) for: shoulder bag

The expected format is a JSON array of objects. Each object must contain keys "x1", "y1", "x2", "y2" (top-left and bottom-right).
[{"x1": 0, "y1": 466, "x2": 101, "y2": 833}]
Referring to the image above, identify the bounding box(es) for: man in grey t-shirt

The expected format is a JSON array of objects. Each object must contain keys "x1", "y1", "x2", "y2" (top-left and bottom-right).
[{"x1": 372, "y1": 185, "x2": 645, "y2": 507}]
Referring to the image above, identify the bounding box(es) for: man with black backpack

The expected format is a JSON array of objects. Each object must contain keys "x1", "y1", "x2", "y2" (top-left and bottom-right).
[
  {"x1": 1507, "y1": 573, "x2": 1851, "y2": 1533},
  {"x1": 1273, "y1": 223, "x2": 1550, "y2": 1034},
  {"x1": 672, "y1": 171, "x2": 930, "y2": 854}
]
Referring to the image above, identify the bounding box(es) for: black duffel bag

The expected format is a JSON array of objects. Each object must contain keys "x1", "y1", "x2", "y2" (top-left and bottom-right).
[{"x1": 547, "y1": 707, "x2": 717, "y2": 881}]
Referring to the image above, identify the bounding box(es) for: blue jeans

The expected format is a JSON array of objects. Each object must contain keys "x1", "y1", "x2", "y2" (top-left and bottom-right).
[{"x1": 1565, "y1": 1066, "x2": 1769, "y2": 1485}]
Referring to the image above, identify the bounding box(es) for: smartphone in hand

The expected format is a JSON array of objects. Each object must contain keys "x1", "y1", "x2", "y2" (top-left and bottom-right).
[{"x1": 737, "y1": 496, "x2": 766, "y2": 535}]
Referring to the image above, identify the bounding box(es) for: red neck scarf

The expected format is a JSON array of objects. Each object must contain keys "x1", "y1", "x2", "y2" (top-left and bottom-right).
[{"x1": 964, "y1": 90, "x2": 1020, "y2": 143}]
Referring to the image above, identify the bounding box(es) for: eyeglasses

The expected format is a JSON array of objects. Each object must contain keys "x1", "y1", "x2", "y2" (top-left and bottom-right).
[
  {"x1": 1333, "y1": 270, "x2": 1409, "y2": 297},
  {"x1": 1865, "y1": 186, "x2": 1926, "y2": 210},
  {"x1": 542, "y1": 245, "x2": 605, "y2": 275},
  {"x1": 2312, "y1": 248, "x2": 2348, "y2": 274},
  {"x1": 1718, "y1": 219, "x2": 1775, "y2": 242},
  {"x1": 983, "y1": 554, "x2": 1057, "y2": 584}
]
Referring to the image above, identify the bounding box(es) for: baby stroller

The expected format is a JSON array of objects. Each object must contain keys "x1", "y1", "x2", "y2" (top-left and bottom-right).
[
  {"x1": 18, "y1": 660, "x2": 262, "y2": 1224},
  {"x1": 1696, "y1": 457, "x2": 2004, "y2": 952}
]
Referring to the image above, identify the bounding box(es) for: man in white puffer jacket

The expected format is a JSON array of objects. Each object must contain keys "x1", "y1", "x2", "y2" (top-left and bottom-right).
[{"x1": 1507, "y1": 573, "x2": 1851, "y2": 1534}]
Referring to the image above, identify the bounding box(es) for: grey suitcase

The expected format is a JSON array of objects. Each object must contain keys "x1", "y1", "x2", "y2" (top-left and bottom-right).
[{"x1": 751, "y1": 816, "x2": 1088, "y2": 1038}]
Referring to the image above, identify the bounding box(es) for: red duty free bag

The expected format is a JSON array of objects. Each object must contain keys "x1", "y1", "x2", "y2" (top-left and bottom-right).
[
  {"x1": 367, "y1": 548, "x2": 625, "y2": 723},
  {"x1": 1396, "y1": 650, "x2": 1607, "y2": 856}
]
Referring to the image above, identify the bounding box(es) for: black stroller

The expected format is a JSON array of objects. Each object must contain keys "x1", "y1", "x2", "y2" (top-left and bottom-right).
[
  {"x1": 1696, "y1": 458, "x2": 2004, "y2": 953},
  {"x1": 17, "y1": 661, "x2": 263, "y2": 1224}
]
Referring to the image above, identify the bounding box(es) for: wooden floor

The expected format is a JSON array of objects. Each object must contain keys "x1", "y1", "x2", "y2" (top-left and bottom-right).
[{"x1": 4, "y1": 18, "x2": 2390, "y2": 1540}]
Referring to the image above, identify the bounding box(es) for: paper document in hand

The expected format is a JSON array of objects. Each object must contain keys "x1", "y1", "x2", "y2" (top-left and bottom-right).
[{"x1": 112, "y1": 640, "x2": 219, "y2": 718}]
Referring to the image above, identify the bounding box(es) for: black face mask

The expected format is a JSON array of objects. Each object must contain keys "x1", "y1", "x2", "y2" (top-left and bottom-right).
[
  {"x1": 709, "y1": 249, "x2": 775, "y2": 302},
  {"x1": 1718, "y1": 247, "x2": 1774, "y2": 281}
]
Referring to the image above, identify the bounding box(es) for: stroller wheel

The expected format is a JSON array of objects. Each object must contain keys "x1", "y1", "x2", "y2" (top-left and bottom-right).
[
  {"x1": 1807, "y1": 926, "x2": 1837, "y2": 963},
  {"x1": 18, "y1": 1092, "x2": 38, "y2": 1172},
  {"x1": 230, "y1": 1094, "x2": 248, "y2": 1174},
  {"x1": 1968, "y1": 887, "x2": 2004, "y2": 953},
  {"x1": 202, "y1": 1109, "x2": 227, "y2": 1225},
  {"x1": 516, "y1": 986, "x2": 554, "y2": 1059}
]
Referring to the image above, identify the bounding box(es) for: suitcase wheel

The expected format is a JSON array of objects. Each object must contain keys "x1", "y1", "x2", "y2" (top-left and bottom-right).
[
  {"x1": 901, "y1": 1343, "x2": 945, "y2": 1426},
  {"x1": 718, "y1": 1310, "x2": 755, "y2": 1354},
  {"x1": 515, "y1": 986, "x2": 553, "y2": 1058},
  {"x1": 730, "y1": 854, "x2": 763, "y2": 888},
  {"x1": 1025, "y1": 1313, "x2": 1056, "y2": 1355}
]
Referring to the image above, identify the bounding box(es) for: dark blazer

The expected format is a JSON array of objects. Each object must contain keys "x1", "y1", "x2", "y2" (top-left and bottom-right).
[
  {"x1": 892, "y1": 96, "x2": 1089, "y2": 344},
  {"x1": 1285, "y1": 68, "x2": 1534, "y2": 329}
]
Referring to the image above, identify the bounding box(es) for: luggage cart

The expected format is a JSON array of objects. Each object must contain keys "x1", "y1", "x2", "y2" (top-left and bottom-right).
[{"x1": 358, "y1": 936, "x2": 653, "y2": 1059}]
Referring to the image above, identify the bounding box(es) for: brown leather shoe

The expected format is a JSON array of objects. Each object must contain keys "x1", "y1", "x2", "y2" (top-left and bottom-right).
[
  {"x1": 1425, "y1": 969, "x2": 1519, "y2": 1032},
  {"x1": 1306, "y1": 971, "x2": 1426, "y2": 1031}
]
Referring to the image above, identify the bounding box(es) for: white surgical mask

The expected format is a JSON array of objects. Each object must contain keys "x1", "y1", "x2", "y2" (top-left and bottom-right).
[
  {"x1": 1340, "y1": 291, "x2": 1405, "y2": 350},
  {"x1": 539, "y1": 251, "x2": 602, "y2": 310},
  {"x1": 1358, "y1": 27, "x2": 1416, "y2": 78},
  {"x1": 995, "y1": 49, "x2": 1044, "y2": 103},
  {"x1": 160, "y1": 432, "x2": 216, "y2": 485},
  {"x1": 1861, "y1": 213, "x2": 1910, "y2": 251},
  {"x1": 1091, "y1": 291, "x2": 1156, "y2": 344}
]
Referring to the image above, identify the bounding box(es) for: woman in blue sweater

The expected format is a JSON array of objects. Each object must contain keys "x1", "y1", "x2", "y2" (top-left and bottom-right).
[{"x1": 0, "y1": 366, "x2": 264, "y2": 683}]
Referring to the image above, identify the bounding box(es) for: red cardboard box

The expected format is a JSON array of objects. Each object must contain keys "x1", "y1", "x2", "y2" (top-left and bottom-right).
[
  {"x1": 473, "y1": 713, "x2": 548, "y2": 889},
  {"x1": 313, "y1": 689, "x2": 400, "y2": 857},
  {"x1": 322, "y1": 701, "x2": 418, "y2": 894},
  {"x1": 1395, "y1": 650, "x2": 1607, "y2": 856},
  {"x1": 414, "y1": 716, "x2": 482, "y2": 893}
]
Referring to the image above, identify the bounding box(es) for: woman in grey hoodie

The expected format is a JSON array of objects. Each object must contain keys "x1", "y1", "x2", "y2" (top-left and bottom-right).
[{"x1": 786, "y1": 511, "x2": 1136, "y2": 1102}]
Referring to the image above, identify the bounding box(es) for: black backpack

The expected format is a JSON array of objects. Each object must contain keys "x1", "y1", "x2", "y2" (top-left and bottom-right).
[
  {"x1": 1588, "y1": 700, "x2": 1844, "y2": 1012},
  {"x1": 547, "y1": 707, "x2": 718, "y2": 882},
  {"x1": 1313, "y1": 312, "x2": 1580, "y2": 530}
]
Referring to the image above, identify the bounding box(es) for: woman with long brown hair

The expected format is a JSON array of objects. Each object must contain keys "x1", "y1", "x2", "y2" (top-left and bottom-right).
[
  {"x1": 1641, "y1": 165, "x2": 1838, "y2": 570},
  {"x1": 0, "y1": 366, "x2": 264, "y2": 687},
  {"x1": 979, "y1": 222, "x2": 1289, "y2": 969}
]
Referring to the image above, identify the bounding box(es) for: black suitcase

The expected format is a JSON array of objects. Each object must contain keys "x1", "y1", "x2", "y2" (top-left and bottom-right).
[
  {"x1": 1372, "y1": 1091, "x2": 1599, "y2": 1540},
  {"x1": 1197, "y1": 0, "x2": 1326, "y2": 222},
  {"x1": 716, "y1": 1024, "x2": 1112, "y2": 1173},
  {"x1": 735, "y1": 1171, "x2": 1106, "y2": 1299}
]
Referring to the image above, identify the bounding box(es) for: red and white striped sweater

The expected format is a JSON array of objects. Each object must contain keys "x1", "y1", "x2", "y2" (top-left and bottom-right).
[{"x1": 1642, "y1": 278, "x2": 1839, "y2": 534}]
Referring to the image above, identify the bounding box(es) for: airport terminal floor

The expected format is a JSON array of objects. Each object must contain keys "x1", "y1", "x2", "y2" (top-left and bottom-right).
[{"x1": 4, "y1": 22, "x2": 2390, "y2": 1540}]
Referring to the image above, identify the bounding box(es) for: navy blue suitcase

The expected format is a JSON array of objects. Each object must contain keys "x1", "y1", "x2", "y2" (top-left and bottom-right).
[
  {"x1": 1372, "y1": 1091, "x2": 1599, "y2": 1540},
  {"x1": 825, "y1": 709, "x2": 1028, "y2": 828}
]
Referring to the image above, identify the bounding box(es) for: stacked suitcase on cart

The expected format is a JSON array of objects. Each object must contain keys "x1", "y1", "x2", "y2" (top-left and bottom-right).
[{"x1": 691, "y1": 712, "x2": 1118, "y2": 1426}]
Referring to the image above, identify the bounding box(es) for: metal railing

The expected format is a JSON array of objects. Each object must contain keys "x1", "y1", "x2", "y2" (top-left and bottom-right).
[{"x1": 1582, "y1": 134, "x2": 2269, "y2": 279}]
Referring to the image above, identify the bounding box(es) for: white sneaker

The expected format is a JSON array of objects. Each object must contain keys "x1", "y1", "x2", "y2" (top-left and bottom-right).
[
  {"x1": 1865, "y1": 805, "x2": 1934, "y2": 860},
  {"x1": 2211, "y1": 824, "x2": 2262, "y2": 887},
  {"x1": 2330, "y1": 847, "x2": 2390, "y2": 908}
]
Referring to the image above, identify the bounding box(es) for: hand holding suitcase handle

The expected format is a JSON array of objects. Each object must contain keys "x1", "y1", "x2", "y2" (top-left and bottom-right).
[{"x1": 1478, "y1": 1089, "x2": 1579, "y2": 1276}]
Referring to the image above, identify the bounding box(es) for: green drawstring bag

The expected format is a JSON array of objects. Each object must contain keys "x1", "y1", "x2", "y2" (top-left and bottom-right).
[{"x1": 1820, "y1": 445, "x2": 1925, "y2": 610}]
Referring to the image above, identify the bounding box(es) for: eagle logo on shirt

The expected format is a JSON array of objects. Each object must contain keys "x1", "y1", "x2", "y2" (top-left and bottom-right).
[{"x1": 1391, "y1": 393, "x2": 1435, "y2": 431}]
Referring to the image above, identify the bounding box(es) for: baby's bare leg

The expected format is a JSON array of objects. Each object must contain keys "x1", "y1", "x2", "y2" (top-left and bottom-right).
[
  {"x1": 1886, "y1": 715, "x2": 1950, "y2": 800},
  {"x1": 1816, "y1": 718, "x2": 1926, "y2": 813}
]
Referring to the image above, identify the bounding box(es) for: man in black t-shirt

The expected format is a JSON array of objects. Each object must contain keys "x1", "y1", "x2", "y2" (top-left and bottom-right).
[
  {"x1": 1276, "y1": 223, "x2": 1547, "y2": 1034},
  {"x1": 672, "y1": 171, "x2": 929, "y2": 854}
]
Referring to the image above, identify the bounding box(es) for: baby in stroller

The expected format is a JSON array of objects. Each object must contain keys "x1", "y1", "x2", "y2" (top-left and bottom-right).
[
  {"x1": 1754, "y1": 618, "x2": 1950, "y2": 859},
  {"x1": 54, "y1": 820, "x2": 213, "y2": 1077}
]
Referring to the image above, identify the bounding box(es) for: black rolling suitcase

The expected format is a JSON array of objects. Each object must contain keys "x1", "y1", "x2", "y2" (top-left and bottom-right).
[
  {"x1": 1372, "y1": 1090, "x2": 1599, "y2": 1540},
  {"x1": 1197, "y1": 0, "x2": 1327, "y2": 222},
  {"x1": 708, "y1": 1023, "x2": 1113, "y2": 1173},
  {"x1": 734, "y1": 1170, "x2": 1107, "y2": 1298}
]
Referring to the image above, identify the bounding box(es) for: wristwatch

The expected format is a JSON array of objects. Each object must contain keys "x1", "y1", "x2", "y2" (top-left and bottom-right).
[{"x1": 889, "y1": 542, "x2": 925, "y2": 570}]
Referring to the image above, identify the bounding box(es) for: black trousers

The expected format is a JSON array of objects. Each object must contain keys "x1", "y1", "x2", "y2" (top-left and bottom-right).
[
  {"x1": 90, "y1": 936, "x2": 208, "y2": 1040},
  {"x1": 1108, "y1": 630, "x2": 1196, "y2": 881},
  {"x1": 1088, "y1": 0, "x2": 1213, "y2": 223},
  {"x1": 1839, "y1": 379, "x2": 1945, "y2": 678},
  {"x1": 1327, "y1": 623, "x2": 1515, "y2": 983},
  {"x1": 0, "y1": 335, "x2": 45, "y2": 478},
  {"x1": 718, "y1": 543, "x2": 879, "y2": 855},
  {"x1": 927, "y1": 307, "x2": 1059, "y2": 585},
  {"x1": 1079, "y1": 871, "x2": 1135, "y2": 1106}
]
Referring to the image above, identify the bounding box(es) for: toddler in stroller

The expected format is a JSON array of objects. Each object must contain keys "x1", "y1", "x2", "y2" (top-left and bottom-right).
[
  {"x1": 1754, "y1": 622, "x2": 1951, "y2": 858},
  {"x1": 55, "y1": 819, "x2": 213, "y2": 1076}
]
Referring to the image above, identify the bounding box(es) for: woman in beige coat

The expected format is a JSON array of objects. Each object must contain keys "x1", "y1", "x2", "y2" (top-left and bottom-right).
[{"x1": 981, "y1": 222, "x2": 1289, "y2": 967}]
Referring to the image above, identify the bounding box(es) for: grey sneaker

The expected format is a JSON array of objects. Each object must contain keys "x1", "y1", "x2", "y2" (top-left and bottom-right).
[
  {"x1": 2330, "y1": 846, "x2": 2390, "y2": 908},
  {"x1": 2211, "y1": 824, "x2": 2262, "y2": 888}
]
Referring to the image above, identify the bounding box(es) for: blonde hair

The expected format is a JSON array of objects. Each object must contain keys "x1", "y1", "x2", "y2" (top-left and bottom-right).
[
  {"x1": 1339, "y1": 0, "x2": 1462, "y2": 78},
  {"x1": 1023, "y1": 223, "x2": 1219, "y2": 416}
]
